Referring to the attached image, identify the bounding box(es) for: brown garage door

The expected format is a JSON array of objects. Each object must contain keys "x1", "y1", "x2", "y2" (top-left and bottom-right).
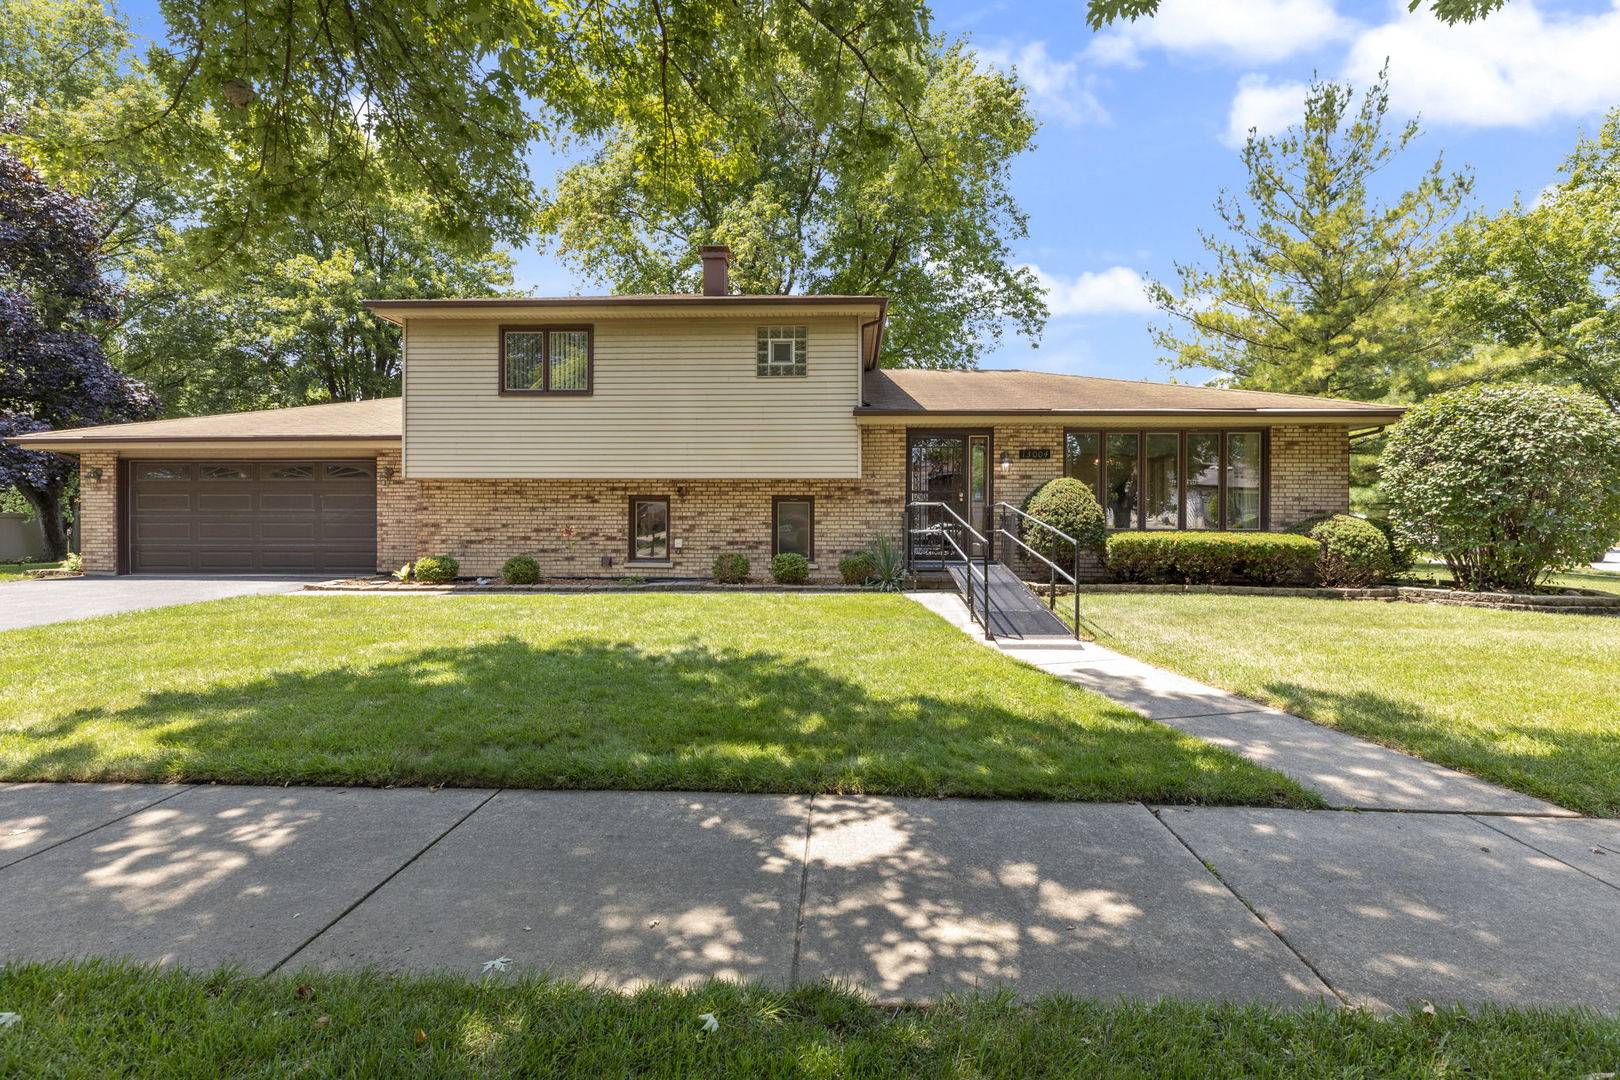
[{"x1": 129, "y1": 460, "x2": 377, "y2": 574}]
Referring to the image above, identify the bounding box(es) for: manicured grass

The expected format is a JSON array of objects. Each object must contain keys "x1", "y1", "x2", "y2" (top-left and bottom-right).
[
  {"x1": 0, "y1": 593, "x2": 1315, "y2": 805},
  {"x1": 1398, "y1": 560, "x2": 1620, "y2": 596},
  {"x1": 0, "y1": 560, "x2": 59, "y2": 583},
  {"x1": 1074, "y1": 594, "x2": 1620, "y2": 815},
  {"x1": 2, "y1": 962, "x2": 1617, "y2": 1079}
]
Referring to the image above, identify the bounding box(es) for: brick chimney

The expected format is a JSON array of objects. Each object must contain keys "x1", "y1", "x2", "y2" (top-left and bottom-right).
[{"x1": 698, "y1": 245, "x2": 732, "y2": 296}]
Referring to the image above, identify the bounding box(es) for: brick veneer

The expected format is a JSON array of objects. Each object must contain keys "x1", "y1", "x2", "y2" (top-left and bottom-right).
[
  {"x1": 1267, "y1": 424, "x2": 1350, "y2": 526},
  {"x1": 375, "y1": 448, "x2": 417, "y2": 571},
  {"x1": 394, "y1": 427, "x2": 908, "y2": 578},
  {"x1": 68, "y1": 423, "x2": 1353, "y2": 578},
  {"x1": 77, "y1": 451, "x2": 119, "y2": 574}
]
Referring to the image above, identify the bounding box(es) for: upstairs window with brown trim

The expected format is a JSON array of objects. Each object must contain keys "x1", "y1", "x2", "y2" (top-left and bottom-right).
[
  {"x1": 757, "y1": 326, "x2": 806, "y2": 376},
  {"x1": 501, "y1": 326, "x2": 593, "y2": 394},
  {"x1": 1065, "y1": 429, "x2": 1267, "y2": 531}
]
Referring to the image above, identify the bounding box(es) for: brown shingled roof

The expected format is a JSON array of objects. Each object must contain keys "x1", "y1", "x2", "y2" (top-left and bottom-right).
[
  {"x1": 7, "y1": 397, "x2": 402, "y2": 444},
  {"x1": 859, "y1": 369, "x2": 1405, "y2": 417}
]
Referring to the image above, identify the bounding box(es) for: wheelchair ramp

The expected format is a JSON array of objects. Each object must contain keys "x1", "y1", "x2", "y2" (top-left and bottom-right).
[{"x1": 945, "y1": 562, "x2": 1072, "y2": 639}]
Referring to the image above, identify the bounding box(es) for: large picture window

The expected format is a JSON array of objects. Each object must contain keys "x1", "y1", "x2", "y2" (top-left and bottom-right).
[
  {"x1": 629, "y1": 496, "x2": 670, "y2": 561},
  {"x1": 1065, "y1": 429, "x2": 1266, "y2": 531},
  {"x1": 501, "y1": 326, "x2": 593, "y2": 393}
]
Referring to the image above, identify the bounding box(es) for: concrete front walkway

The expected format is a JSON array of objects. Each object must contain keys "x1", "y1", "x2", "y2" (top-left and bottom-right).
[
  {"x1": 0, "y1": 783, "x2": 1616, "y2": 1010},
  {"x1": 907, "y1": 592, "x2": 1574, "y2": 816},
  {"x1": 0, "y1": 575, "x2": 322, "y2": 631}
]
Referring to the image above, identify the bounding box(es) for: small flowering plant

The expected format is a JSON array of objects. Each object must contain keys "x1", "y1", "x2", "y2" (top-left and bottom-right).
[{"x1": 559, "y1": 525, "x2": 579, "y2": 548}]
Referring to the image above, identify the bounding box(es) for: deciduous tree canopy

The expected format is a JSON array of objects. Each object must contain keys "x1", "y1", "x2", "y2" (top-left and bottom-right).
[{"x1": 538, "y1": 39, "x2": 1044, "y2": 368}]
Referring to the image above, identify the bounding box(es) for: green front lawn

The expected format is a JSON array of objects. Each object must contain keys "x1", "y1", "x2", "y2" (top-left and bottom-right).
[
  {"x1": 0, "y1": 593, "x2": 1315, "y2": 806},
  {"x1": 0, "y1": 560, "x2": 59, "y2": 583},
  {"x1": 1076, "y1": 594, "x2": 1620, "y2": 816},
  {"x1": 3, "y1": 962, "x2": 1616, "y2": 1079}
]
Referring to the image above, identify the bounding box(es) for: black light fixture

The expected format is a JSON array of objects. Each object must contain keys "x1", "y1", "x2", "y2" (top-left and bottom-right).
[
  {"x1": 998, "y1": 450, "x2": 1012, "y2": 476},
  {"x1": 84, "y1": 466, "x2": 103, "y2": 481},
  {"x1": 379, "y1": 466, "x2": 396, "y2": 480}
]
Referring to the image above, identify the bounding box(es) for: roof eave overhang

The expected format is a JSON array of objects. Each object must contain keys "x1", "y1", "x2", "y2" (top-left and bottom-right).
[
  {"x1": 852, "y1": 408, "x2": 1407, "y2": 420},
  {"x1": 5, "y1": 435, "x2": 401, "y2": 453},
  {"x1": 365, "y1": 295, "x2": 888, "y2": 326}
]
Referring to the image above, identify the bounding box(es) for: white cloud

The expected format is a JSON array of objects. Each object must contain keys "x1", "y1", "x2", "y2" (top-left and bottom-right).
[
  {"x1": 1028, "y1": 264, "x2": 1155, "y2": 316},
  {"x1": 1219, "y1": 1, "x2": 1620, "y2": 145},
  {"x1": 1223, "y1": 75, "x2": 1310, "y2": 146},
  {"x1": 976, "y1": 41, "x2": 1110, "y2": 126},
  {"x1": 1088, "y1": 0, "x2": 1352, "y2": 67},
  {"x1": 1342, "y1": 1, "x2": 1620, "y2": 129}
]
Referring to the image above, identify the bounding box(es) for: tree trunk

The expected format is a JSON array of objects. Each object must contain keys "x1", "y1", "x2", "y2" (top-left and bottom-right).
[{"x1": 15, "y1": 478, "x2": 69, "y2": 560}]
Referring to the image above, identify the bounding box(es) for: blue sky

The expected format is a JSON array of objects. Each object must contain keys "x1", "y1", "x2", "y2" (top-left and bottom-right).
[{"x1": 118, "y1": 0, "x2": 1620, "y2": 383}]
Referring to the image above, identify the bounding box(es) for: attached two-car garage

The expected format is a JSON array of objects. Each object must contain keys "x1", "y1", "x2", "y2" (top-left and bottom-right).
[{"x1": 127, "y1": 459, "x2": 378, "y2": 574}]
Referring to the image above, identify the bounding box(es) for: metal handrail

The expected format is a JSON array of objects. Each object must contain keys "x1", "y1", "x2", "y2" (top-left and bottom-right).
[
  {"x1": 907, "y1": 500, "x2": 994, "y2": 640},
  {"x1": 993, "y1": 501, "x2": 1082, "y2": 640}
]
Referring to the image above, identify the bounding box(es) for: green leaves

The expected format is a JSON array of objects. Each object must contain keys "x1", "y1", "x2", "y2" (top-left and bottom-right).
[
  {"x1": 1382, "y1": 384, "x2": 1620, "y2": 591},
  {"x1": 1150, "y1": 70, "x2": 1472, "y2": 402},
  {"x1": 537, "y1": 38, "x2": 1044, "y2": 369},
  {"x1": 1435, "y1": 109, "x2": 1620, "y2": 414}
]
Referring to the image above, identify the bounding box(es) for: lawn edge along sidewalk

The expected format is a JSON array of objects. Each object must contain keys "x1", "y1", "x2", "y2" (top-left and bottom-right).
[{"x1": 905, "y1": 592, "x2": 1577, "y2": 817}]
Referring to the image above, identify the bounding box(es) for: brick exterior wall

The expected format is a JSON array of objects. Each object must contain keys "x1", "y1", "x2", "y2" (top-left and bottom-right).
[
  {"x1": 69, "y1": 423, "x2": 1352, "y2": 578},
  {"x1": 1267, "y1": 424, "x2": 1350, "y2": 527},
  {"x1": 375, "y1": 448, "x2": 417, "y2": 571},
  {"x1": 77, "y1": 451, "x2": 119, "y2": 574},
  {"x1": 392, "y1": 427, "x2": 908, "y2": 579}
]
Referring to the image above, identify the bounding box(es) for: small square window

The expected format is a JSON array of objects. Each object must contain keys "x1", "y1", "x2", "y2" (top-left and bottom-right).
[{"x1": 757, "y1": 326, "x2": 806, "y2": 376}]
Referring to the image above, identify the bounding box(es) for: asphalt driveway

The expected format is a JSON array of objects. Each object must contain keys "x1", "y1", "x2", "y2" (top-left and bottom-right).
[{"x1": 0, "y1": 575, "x2": 321, "y2": 631}]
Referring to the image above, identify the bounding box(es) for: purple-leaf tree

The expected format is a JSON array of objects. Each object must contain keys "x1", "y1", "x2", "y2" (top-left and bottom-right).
[{"x1": 1, "y1": 131, "x2": 156, "y2": 558}]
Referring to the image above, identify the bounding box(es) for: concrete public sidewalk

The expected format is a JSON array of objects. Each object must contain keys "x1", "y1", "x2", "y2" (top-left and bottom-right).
[{"x1": 1, "y1": 783, "x2": 1617, "y2": 1011}]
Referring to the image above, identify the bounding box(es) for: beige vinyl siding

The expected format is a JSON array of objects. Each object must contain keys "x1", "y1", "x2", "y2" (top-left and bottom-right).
[{"x1": 403, "y1": 315, "x2": 864, "y2": 479}]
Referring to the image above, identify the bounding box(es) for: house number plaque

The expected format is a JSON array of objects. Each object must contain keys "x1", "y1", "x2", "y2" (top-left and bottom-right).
[{"x1": 1017, "y1": 448, "x2": 1052, "y2": 460}]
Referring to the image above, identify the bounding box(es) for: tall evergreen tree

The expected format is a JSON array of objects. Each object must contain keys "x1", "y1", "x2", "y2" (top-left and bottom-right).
[{"x1": 1150, "y1": 72, "x2": 1472, "y2": 400}]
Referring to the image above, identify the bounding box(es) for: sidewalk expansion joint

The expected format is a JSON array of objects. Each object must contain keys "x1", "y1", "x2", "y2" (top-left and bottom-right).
[
  {"x1": 0, "y1": 783, "x2": 194, "y2": 874},
  {"x1": 1149, "y1": 806, "x2": 1348, "y2": 1007},
  {"x1": 264, "y1": 787, "x2": 504, "y2": 976},
  {"x1": 1471, "y1": 815, "x2": 1620, "y2": 896},
  {"x1": 788, "y1": 795, "x2": 816, "y2": 987}
]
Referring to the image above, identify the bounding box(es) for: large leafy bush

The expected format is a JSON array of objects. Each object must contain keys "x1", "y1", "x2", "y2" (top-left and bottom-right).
[
  {"x1": 1019, "y1": 478, "x2": 1107, "y2": 567},
  {"x1": 1382, "y1": 384, "x2": 1620, "y2": 592}
]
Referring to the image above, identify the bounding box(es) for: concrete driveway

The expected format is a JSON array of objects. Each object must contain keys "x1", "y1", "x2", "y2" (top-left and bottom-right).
[{"x1": 0, "y1": 575, "x2": 322, "y2": 631}]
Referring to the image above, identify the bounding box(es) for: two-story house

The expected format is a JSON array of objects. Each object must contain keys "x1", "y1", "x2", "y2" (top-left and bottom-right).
[{"x1": 9, "y1": 247, "x2": 1405, "y2": 578}]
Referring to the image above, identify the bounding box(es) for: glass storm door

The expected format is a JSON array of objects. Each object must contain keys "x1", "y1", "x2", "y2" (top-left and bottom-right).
[{"x1": 908, "y1": 432, "x2": 989, "y2": 565}]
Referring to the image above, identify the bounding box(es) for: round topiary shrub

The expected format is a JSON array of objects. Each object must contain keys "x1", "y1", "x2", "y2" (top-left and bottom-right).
[
  {"x1": 837, "y1": 550, "x2": 875, "y2": 585},
  {"x1": 501, "y1": 555, "x2": 540, "y2": 584},
  {"x1": 712, "y1": 552, "x2": 750, "y2": 583},
  {"x1": 769, "y1": 552, "x2": 810, "y2": 584},
  {"x1": 1307, "y1": 515, "x2": 1393, "y2": 587},
  {"x1": 1382, "y1": 384, "x2": 1620, "y2": 592},
  {"x1": 1020, "y1": 478, "x2": 1107, "y2": 567},
  {"x1": 413, "y1": 555, "x2": 460, "y2": 584}
]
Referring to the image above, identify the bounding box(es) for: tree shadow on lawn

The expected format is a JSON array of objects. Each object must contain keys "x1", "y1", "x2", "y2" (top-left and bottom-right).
[
  {"x1": 9, "y1": 636, "x2": 1312, "y2": 806},
  {"x1": 1260, "y1": 680, "x2": 1620, "y2": 817}
]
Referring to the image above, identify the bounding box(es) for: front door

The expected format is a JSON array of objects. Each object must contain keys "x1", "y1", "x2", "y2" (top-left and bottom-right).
[{"x1": 907, "y1": 431, "x2": 990, "y2": 565}]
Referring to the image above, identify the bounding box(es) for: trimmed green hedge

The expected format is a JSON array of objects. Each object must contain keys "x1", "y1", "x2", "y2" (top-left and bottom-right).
[
  {"x1": 769, "y1": 552, "x2": 810, "y2": 584},
  {"x1": 1106, "y1": 531, "x2": 1319, "y2": 586},
  {"x1": 1020, "y1": 478, "x2": 1107, "y2": 565}
]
